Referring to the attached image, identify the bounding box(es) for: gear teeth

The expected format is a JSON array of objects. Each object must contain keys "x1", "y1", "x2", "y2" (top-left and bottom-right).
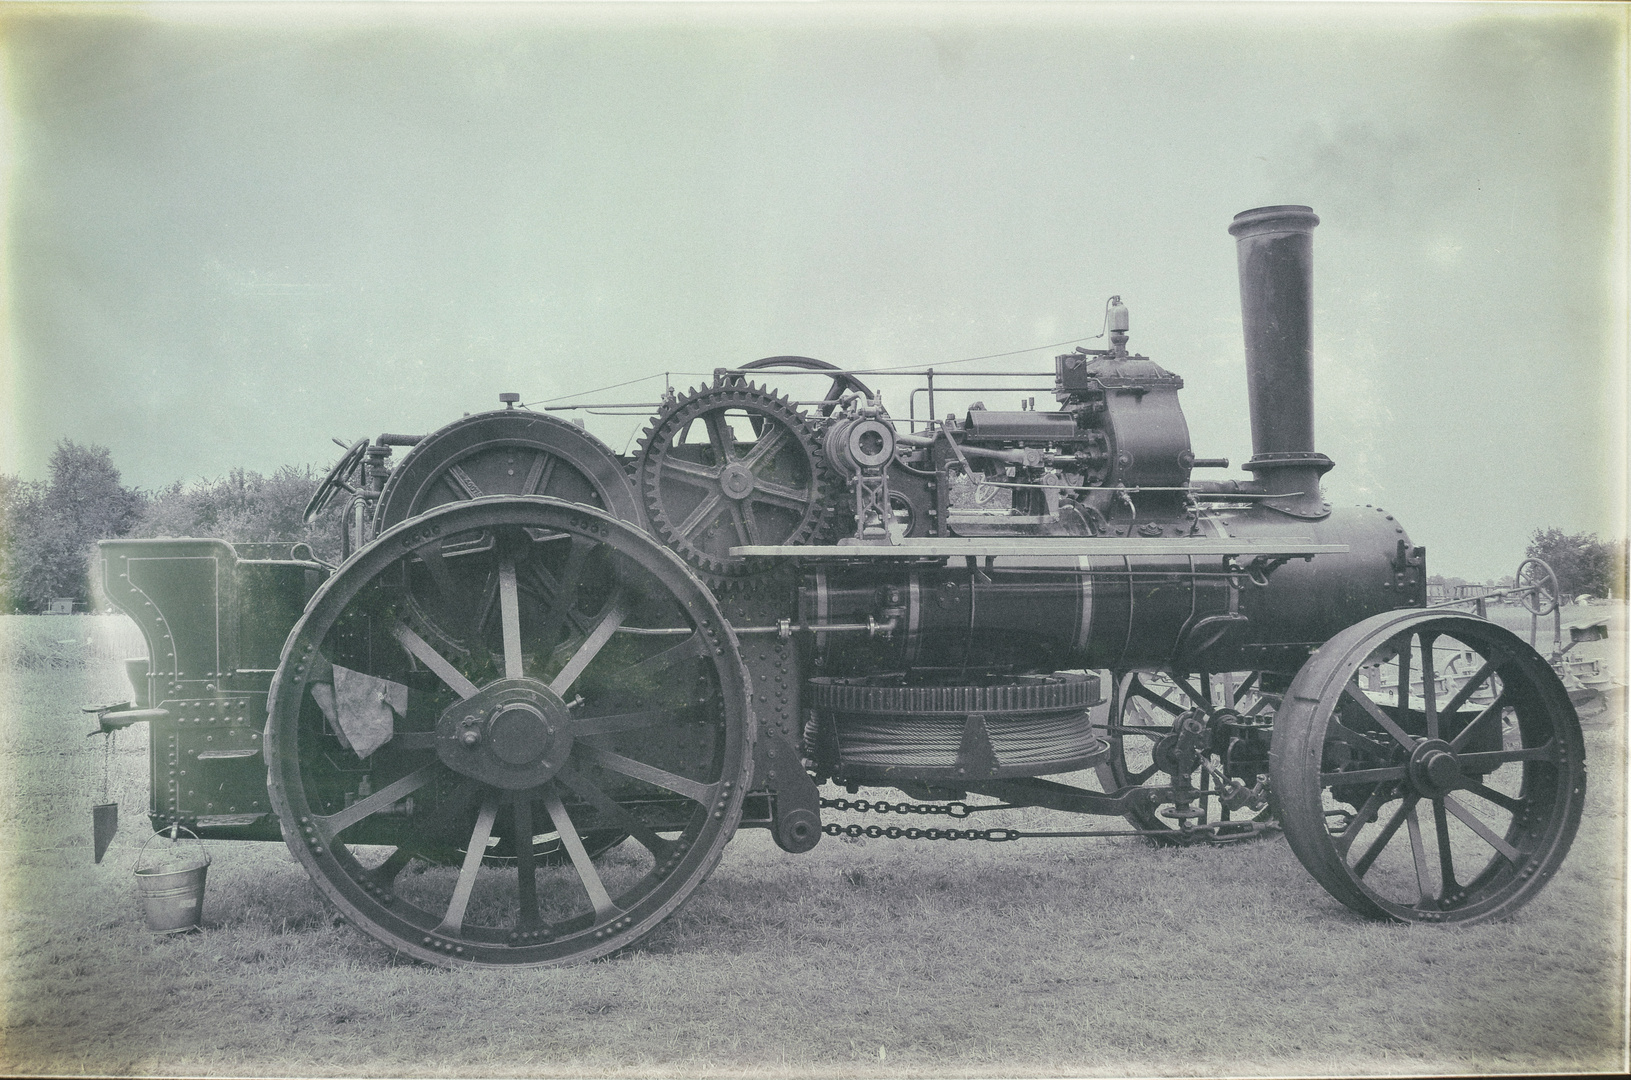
[{"x1": 631, "y1": 380, "x2": 839, "y2": 587}]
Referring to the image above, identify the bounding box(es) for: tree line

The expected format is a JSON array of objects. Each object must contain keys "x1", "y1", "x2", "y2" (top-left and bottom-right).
[
  {"x1": 1, "y1": 440, "x2": 341, "y2": 613},
  {"x1": 1, "y1": 439, "x2": 1625, "y2": 614}
]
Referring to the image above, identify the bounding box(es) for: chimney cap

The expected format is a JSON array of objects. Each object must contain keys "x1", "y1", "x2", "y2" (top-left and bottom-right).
[{"x1": 1229, "y1": 205, "x2": 1320, "y2": 239}]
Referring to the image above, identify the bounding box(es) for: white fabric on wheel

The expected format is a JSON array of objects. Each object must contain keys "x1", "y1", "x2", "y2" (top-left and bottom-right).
[{"x1": 309, "y1": 663, "x2": 408, "y2": 757}]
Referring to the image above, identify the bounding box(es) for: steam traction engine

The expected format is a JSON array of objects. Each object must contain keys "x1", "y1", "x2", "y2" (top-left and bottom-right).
[{"x1": 95, "y1": 207, "x2": 1585, "y2": 966}]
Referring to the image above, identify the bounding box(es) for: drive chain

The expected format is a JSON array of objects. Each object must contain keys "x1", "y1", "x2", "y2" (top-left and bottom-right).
[
  {"x1": 822, "y1": 822, "x2": 1021, "y2": 842},
  {"x1": 818, "y1": 795, "x2": 1279, "y2": 845}
]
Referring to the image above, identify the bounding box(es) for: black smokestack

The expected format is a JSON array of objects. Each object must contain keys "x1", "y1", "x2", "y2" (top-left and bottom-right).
[{"x1": 1229, "y1": 205, "x2": 1333, "y2": 518}]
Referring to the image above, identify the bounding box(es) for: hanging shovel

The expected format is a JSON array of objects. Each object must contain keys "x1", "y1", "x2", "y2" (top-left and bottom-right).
[
  {"x1": 92, "y1": 802, "x2": 118, "y2": 864},
  {"x1": 88, "y1": 725, "x2": 119, "y2": 863}
]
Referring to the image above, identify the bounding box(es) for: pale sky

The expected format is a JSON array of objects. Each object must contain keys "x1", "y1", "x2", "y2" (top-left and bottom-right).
[{"x1": 3, "y1": 1, "x2": 1625, "y2": 581}]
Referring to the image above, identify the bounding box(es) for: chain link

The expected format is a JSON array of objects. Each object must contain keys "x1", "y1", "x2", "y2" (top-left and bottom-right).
[
  {"x1": 822, "y1": 822, "x2": 1021, "y2": 842},
  {"x1": 819, "y1": 796, "x2": 1019, "y2": 818},
  {"x1": 818, "y1": 795, "x2": 1279, "y2": 845}
]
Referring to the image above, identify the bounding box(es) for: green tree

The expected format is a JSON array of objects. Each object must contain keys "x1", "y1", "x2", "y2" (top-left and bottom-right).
[
  {"x1": 0, "y1": 474, "x2": 47, "y2": 612},
  {"x1": 0, "y1": 441, "x2": 142, "y2": 612},
  {"x1": 1525, "y1": 528, "x2": 1625, "y2": 601},
  {"x1": 131, "y1": 465, "x2": 342, "y2": 560}
]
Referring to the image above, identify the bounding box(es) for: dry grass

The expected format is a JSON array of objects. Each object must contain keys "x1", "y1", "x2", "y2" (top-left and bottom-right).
[{"x1": 0, "y1": 615, "x2": 1625, "y2": 1078}]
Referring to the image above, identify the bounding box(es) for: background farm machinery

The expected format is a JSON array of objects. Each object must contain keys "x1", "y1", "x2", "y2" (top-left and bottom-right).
[{"x1": 91, "y1": 206, "x2": 1586, "y2": 966}]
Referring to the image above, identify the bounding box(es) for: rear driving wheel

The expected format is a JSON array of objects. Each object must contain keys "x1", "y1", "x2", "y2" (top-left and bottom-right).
[
  {"x1": 1271, "y1": 610, "x2": 1585, "y2": 924},
  {"x1": 266, "y1": 496, "x2": 752, "y2": 966}
]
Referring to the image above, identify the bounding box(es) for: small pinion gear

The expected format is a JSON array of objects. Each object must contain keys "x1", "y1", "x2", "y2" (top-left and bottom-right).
[{"x1": 634, "y1": 381, "x2": 835, "y2": 582}]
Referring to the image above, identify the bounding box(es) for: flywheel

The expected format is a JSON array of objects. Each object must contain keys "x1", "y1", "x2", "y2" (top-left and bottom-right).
[
  {"x1": 633, "y1": 381, "x2": 835, "y2": 583},
  {"x1": 374, "y1": 410, "x2": 644, "y2": 535}
]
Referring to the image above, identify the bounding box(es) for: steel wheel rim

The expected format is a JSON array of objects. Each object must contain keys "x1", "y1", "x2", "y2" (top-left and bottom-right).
[
  {"x1": 266, "y1": 496, "x2": 752, "y2": 966},
  {"x1": 1271, "y1": 610, "x2": 1586, "y2": 925}
]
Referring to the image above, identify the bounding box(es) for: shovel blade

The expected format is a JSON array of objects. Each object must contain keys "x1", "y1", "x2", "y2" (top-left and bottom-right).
[{"x1": 92, "y1": 802, "x2": 118, "y2": 863}]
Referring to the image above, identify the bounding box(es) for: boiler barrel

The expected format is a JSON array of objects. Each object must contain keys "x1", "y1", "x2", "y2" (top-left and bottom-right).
[{"x1": 803, "y1": 506, "x2": 1421, "y2": 676}]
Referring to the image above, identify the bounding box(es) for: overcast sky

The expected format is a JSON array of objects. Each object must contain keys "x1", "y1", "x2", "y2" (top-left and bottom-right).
[{"x1": 3, "y1": 2, "x2": 1624, "y2": 581}]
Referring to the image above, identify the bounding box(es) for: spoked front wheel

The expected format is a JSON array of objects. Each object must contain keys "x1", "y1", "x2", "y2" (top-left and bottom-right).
[
  {"x1": 1271, "y1": 610, "x2": 1585, "y2": 924},
  {"x1": 266, "y1": 496, "x2": 753, "y2": 966}
]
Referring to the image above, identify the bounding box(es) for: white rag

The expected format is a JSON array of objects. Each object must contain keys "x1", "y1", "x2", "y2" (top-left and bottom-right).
[{"x1": 309, "y1": 663, "x2": 409, "y2": 758}]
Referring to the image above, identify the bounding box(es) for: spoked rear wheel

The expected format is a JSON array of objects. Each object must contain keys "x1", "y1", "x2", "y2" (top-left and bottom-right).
[
  {"x1": 266, "y1": 497, "x2": 752, "y2": 966},
  {"x1": 1271, "y1": 610, "x2": 1585, "y2": 924}
]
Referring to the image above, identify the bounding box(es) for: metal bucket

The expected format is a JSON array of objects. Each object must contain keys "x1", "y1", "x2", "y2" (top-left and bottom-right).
[{"x1": 133, "y1": 827, "x2": 210, "y2": 933}]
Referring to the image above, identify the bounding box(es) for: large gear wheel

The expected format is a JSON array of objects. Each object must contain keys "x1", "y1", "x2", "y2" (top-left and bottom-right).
[{"x1": 634, "y1": 381, "x2": 834, "y2": 582}]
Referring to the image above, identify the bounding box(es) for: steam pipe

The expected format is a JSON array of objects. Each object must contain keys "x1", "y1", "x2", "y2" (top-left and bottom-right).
[{"x1": 1228, "y1": 205, "x2": 1333, "y2": 519}]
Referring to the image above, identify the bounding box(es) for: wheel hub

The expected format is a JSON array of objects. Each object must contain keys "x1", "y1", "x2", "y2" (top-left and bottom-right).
[
  {"x1": 437, "y1": 679, "x2": 574, "y2": 789},
  {"x1": 1407, "y1": 738, "x2": 1464, "y2": 798},
  {"x1": 719, "y1": 463, "x2": 756, "y2": 499}
]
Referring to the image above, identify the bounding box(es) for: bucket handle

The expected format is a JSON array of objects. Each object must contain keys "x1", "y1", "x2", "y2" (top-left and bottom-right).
[{"x1": 134, "y1": 825, "x2": 211, "y2": 874}]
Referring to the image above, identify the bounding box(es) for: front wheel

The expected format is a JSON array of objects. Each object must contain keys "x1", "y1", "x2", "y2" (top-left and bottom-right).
[
  {"x1": 1271, "y1": 610, "x2": 1585, "y2": 925},
  {"x1": 266, "y1": 496, "x2": 753, "y2": 967}
]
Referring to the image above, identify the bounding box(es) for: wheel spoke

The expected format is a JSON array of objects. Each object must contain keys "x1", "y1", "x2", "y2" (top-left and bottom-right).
[
  {"x1": 1438, "y1": 656, "x2": 1504, "y2": 718},
  {"x1": 1447, "y1": 691, "x2": 1512, "y2": 753},
  {"x1": 1456, "y1": 741, "x2": 1559, "y2": 771},
  {"x1": 675, "y1": 490, "x2": 725, "y2": 537},
  {"x1": 575, "y1": 744, "x2": 717, "y2": 804},
  {"x1": 703, "y1": 412, "x2": 736, "y2": 464},
  {"x1": 573, "y1": 709, "x2": 676, "y2": 737},
  {"x1": 523, "y1": 452, "x2": 556, "y2": 496},
  {"x1": 750, "y1": 481, "x2": 814, "y2": 512},
  {"x1": 434, "y1": 794, "x2": 500, "y2": 935},
  {"x1": 498, "y1": 559, "x2": 524, "y2": 680},
  {"x1": 1443, "y1": 793, "x2": 1522, "y2": 863},
  {"x1": 1462, "y1": 781, "x2": 1525, "y2": 814},
  {"x1": 513, "y1": 794, "x2": 541, "y2": 930},
  {"x1": 520, "y1": 560, "x2": 597, "y2": 638},
  {"x1": 555, "y1": 765, "x2": 675, "y2": 861},
  {"x1": 392, "y1": 623, "x2": 480, "y2": 699},
  {"x1": 365, "y1": 845, "x2": 418, "y2": 888},
  {"x1": 549, "y1": 595, "x2": 629, "y2": 697},
  {"x1": 1405, "y1": 804, "x2": 1434, "y2": 904},
  {"x1": 658, "y1": 456, "x2": 723, "y2": 487},
  {"x1": 1128, "y1": 678, "x2": 1185, "y2": 716},
  {"x1": 1127, "y1": 761, "x2": 1162, "y2": 785},
  {"x1": 1320, "y1": 763, "x2": 1408, "y2": 787},
  {"x1": 318, "y1": 763, "x2": 441, "y2": 835},
  {"x1": 738, "y1": 425, "x2": 789, "y2": 471},
  {"x1": 542, "y1": 791, "x2": 621, "y2": 922},
  {"x1": 1332, "y1": 786, "x2": 1394, "y2": 857},
  {"x1": 1167, "y1": 673, "x2": 1216, "y2": 717},
  {"x1": 1396, "y1": 640, "x2": 1411, "y2": 714},
  {"x1": 447, "y1": 464, "x2": 485, "y2": 499},
  {"x1": 727, "y1": 501, "x2": 754, "y2": 547},
  {"x1": 414, "y1": 538, "x2": 466, "y2": 614},
  {"x1": 1352, "y1": 795, "x2": 1417, "y2": 878},
  {"x1": 1433, "y1": 798, "x2": 1458, "y2": 894},
  {"x1": 533, "y1": 535, "x2": 594, "y2": 648},
  {"x1": 1420, "y1": 634, "x2": 1439, "y2": 740},
  {"x1": 1230, "y1": 671, "x2": 1261, "y2": 708},
  {"x1": 611, "y1": 633, "x2": 706, "y2": 688},
  {"x1": 1342, "y1": 681, "x2": 1418, "y2": 751},
  {"x1": 467, "y1": 564, "x2": 502, "y2": 646}
]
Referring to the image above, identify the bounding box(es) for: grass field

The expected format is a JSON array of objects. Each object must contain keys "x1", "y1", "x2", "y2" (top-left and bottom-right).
[{"x1": 0, "y1": 614, "x2": 1626, "y2": 1078}]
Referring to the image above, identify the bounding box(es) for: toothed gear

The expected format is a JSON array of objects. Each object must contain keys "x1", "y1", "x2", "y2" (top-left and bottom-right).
[{"x1": 635, "y1": 381, "x2": 834, "y2": 582}]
